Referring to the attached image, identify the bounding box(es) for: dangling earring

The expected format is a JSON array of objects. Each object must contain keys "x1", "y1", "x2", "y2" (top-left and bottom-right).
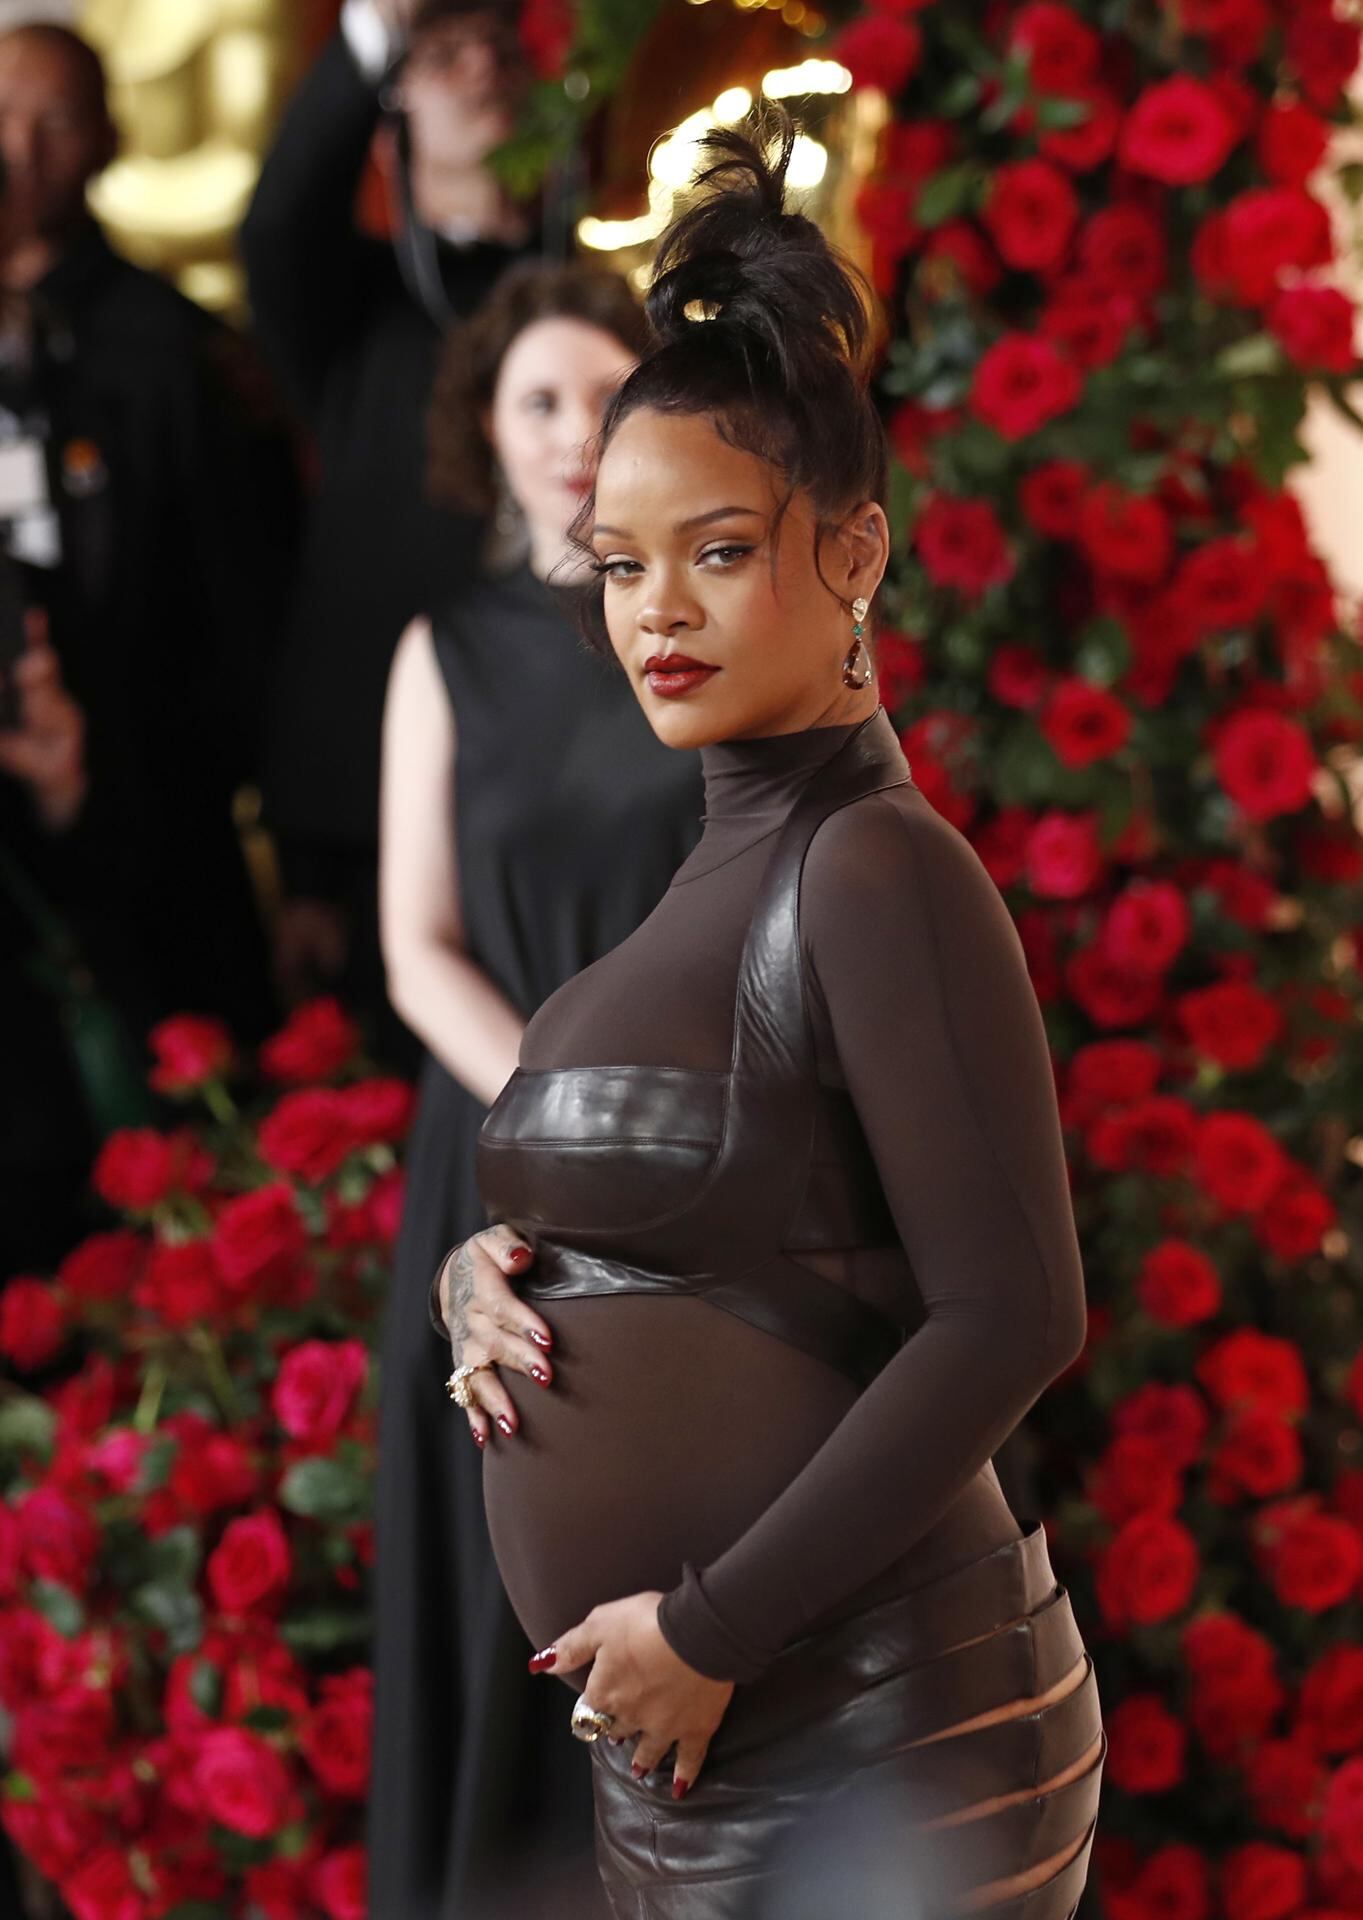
[{"x1": 842, "y1": 597, "x2": 873, "y2": 689}]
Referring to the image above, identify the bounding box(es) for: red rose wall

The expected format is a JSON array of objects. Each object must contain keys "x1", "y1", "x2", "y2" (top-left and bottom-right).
[{"x1": 2, "y1": 1, "x2": 1363, "y2": 1915}]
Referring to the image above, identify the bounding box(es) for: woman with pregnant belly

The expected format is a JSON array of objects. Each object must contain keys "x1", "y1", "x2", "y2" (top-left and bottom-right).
[{"x1": 434, "y1": 122, "x2": 1103, "y2": 1919}]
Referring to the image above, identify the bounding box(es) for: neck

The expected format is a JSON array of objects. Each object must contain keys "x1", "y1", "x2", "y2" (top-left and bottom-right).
[
  {"x1": 409, "y1": 161, "x2": 525, "y2": 244},
  {"x1": 2, "y1": 232, "x2": 63, "y2": 291}
]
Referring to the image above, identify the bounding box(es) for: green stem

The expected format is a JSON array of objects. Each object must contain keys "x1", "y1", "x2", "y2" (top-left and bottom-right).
[
  {"x1": 191, "y1": 1328, "x2": 241, "y2": 1422},
  {"x1": 133, "y1": 1358, "x2": 168, "y2": 1434},
  {"x1": 201, "y1": 1079, "x2": 239, "y2": 1128}
]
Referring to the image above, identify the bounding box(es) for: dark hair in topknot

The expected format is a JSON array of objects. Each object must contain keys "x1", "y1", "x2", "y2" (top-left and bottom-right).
[{"x1": 573, "y1": 112, "x2": 887, "y2": 642}]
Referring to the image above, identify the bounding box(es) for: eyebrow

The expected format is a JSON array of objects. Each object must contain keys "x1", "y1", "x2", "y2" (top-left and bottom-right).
[{"x1": 592, "y1": 506, "x2": 765, "y2": 539}]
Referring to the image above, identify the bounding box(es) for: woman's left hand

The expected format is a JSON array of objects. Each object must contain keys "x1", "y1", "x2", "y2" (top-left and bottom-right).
[{"x1": 531, "y1": 1591, "x2": 734, "y2": 1797}]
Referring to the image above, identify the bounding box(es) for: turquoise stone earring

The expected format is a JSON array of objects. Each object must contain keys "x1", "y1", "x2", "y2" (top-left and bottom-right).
[{"x1": 842, "y1": 596, "x2": 873, "y2": 689}]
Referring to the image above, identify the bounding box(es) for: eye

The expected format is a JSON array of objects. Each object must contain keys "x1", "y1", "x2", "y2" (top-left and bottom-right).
[
  {"x1": 592, "y1": 556, "x2": 643, "y2": 581},
  {"x1": 699, "y1": 543, "x2": 754, "y2": 568},
  {"x1": 522, "y1": 390, "x2": 556, "y2": 415}
]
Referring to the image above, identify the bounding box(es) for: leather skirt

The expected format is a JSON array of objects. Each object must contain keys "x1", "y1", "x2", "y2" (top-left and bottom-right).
[{"x1": 591, "y1": 1529, "x2": 1102, "y2": 1920}]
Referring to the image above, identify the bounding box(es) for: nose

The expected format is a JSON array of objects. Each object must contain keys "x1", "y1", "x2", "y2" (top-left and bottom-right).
[
  {"x1": 557, "y1": 399, "x2": 602, "y2": 462},
  {"x1": 638, "y1": 568, "x2": 702, "y2": 638},
  {"x1": 0, "y1": 114, "x2": 38, "y2": 176}
]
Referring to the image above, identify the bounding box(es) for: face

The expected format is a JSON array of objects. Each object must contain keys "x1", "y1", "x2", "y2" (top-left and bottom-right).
[
  {"x1": 400, "y1": 13, "x2": 522, "y2": 175},
  {"x1": 488, "y1": 317, "x2": 637, "y2": 556},
  {"x1": 0, "y1": 36, "x2": 115, "y2": 242},
  {"x1": 590, "y1": 410, "x2": 889, "y2": 749}
]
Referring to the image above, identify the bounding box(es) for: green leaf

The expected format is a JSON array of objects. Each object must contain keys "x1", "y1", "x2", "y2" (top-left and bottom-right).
[
  {"x1": 2, "y1": 1773, "x2": 37, "y2": 1804},
  {"x1": 937, "y1": 73, "x2": 983, "y2": 118},
  {"x1": 1214, "y1": 334, "x2": 1282, "y2": 379},
  {"x1": 1034, "y1": 95, "x2": 1091, "y2": 130},
  {"x1": 146, "y1": 1526, "x2": 200, "y2": 1588},
  {"x1": 0, "y1": 1396, "x2": 56, "y2": 1461},
  {"x1": 916, "y1": 165, "x2": 983, "y2": 230},
  {"x1": 1339, "y1": 161, "x2": 1363, "y2": 204},
  {"x1": 1073, "y1": 618, "x2": 1131, "y2": 688},
  {"x1": 188, "y1": 1659, "x2": 222, "y2": 1718},
  {"x1": 132, "y1": 1580, "x2": 203, "y2": 1655},
  {"x1": 29, "y1": 1579, "x2": 84, "y2": 1637},
  {"x1": 279, "y1": 1455, "x2": 366, "y2": 1522},
  {"x1": 280, "y1": 1607, "x2": 371, "y2": 1656},
  {"x1": 242, "y1": 1704, "x2": 292, "y2": 1734}
]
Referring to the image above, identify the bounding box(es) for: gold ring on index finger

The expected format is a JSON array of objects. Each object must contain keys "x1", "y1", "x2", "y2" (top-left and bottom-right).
[
  {"x1": 446, "y1": 1362, "x2": 493, "y2": 1411},
  {"x1": 570, "y1": 1700, "x2": 614, "y2": 1744}
]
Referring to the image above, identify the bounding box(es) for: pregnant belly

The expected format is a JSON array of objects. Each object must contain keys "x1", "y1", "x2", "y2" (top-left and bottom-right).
[{"x1": 482, "y1": 1294, "x2": 860, "y2": 1658}]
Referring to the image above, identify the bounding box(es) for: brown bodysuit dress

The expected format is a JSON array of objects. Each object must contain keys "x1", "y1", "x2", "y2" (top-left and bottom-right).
[{"x1": 475, "y1": 711, "x2": 1103, "y2": 1919}]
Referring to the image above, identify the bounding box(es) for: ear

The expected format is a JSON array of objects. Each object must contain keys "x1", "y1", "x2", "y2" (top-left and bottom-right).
[{"x1": 837, "y1": 502, "x2": 890, "y2": 609}]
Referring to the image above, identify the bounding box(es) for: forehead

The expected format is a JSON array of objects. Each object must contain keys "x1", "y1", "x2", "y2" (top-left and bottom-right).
[
  {"x1": 0, "y1": 37, "x2": 97, "y2": 111},
  {"x1": 595, "y1": 410, "x2": 778, "y2": 512},
  {"x1": 496, "y1": 316, "x2": 634, "y2": 392}
]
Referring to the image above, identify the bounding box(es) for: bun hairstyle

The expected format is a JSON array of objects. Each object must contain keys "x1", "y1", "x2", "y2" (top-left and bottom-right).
[{"x1": 573, "y1": 112, "x2": 887, "y2": 640}]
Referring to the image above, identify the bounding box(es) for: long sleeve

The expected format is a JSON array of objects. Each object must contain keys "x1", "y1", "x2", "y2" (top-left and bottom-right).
[
  {"x1": 657, "y1": 791, "x2": 1087, "y2": 1681},
  {"x1": 239, "y1": 32, "x2": 388, "y2": 424}
]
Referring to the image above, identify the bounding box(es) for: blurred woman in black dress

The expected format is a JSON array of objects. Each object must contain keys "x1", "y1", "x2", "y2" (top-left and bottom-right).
[{"x1": 371, "y1": 264, "x2": 704, "y2": 1920}]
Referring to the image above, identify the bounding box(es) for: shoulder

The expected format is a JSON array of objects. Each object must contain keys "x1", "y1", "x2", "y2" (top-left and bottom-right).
[
  {"x1": 801, "y1": 785, "x2": 1021, "y2": 969},
  {"x1": 89, "y1": 253, "x2": 216, "y2": 345}
]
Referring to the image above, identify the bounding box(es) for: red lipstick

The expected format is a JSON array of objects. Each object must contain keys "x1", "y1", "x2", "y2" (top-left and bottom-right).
[{"x1": 644, "y1": 653, "x2": 719, "y2": 699}]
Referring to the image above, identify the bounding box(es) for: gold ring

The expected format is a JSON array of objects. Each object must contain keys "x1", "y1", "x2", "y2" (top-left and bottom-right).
[
  {"x1": 570, "y1": 1699, "x2": 614, "y2": 1745},
  {"x1": 446, "y1": 1362, "x2": 491, "y2": 1410}
]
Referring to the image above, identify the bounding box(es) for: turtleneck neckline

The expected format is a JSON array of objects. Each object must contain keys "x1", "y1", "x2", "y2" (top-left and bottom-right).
[{"x1": 676, "y1": 710, "x2": 886, "y2": 883}]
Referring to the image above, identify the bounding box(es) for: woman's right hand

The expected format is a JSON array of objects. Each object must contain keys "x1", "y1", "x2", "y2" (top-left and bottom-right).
[{"x1": 435, "y1": 1226, "x2": 554, "y2": 1448}]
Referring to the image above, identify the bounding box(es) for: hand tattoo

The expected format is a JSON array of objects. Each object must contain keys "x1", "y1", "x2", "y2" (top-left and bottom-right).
[{"x1": 445, "y1": 1241, "x2": 477, "y2": 1364}]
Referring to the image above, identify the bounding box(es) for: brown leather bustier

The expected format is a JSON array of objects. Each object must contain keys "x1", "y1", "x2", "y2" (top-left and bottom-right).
[{"x1": 477, "y1": 716, "x2": 915, "y2": 1389}]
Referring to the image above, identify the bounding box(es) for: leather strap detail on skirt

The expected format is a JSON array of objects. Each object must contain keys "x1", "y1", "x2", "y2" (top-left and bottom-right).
[{"x1": 522, "y1": 1241, "x2": 906, "y2": 1389}]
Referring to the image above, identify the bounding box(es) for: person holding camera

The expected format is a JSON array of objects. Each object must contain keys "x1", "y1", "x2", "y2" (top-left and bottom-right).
[{"x1": 242, "y1": 0, "x2": 535, "y2": 1056}]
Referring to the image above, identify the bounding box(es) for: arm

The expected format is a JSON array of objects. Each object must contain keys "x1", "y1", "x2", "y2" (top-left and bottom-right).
[
  {"x1": 378, "y1": 617, "x2": 524, "y2": 1105},
  {"x1": 657, "y1": 792, "x2": 1088, "y2": 1682},
  {"x1": 239, "y1": 15, "x2": 391, "y2": 423}
]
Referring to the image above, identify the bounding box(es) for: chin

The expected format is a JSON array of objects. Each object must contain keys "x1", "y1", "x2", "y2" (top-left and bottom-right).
[{"x1": 637, "y1": 695, "x2": 724, "y2": 753}]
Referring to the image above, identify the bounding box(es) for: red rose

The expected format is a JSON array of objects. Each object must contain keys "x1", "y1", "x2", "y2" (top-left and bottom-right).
[
  {"x1": 1215, "y1": 708, "x2": 1318, "y2": 823},
  {"x1": 1179, "y1": 0, "x2": 1270, "y2": 65},
  {"x1": 1102, "y1": 882, "x2": 1190, "y2": 976},
  {"x1": 1257, "y1": 1169, "x2": 1335, "y2": 1261},
  {"x1": 1105, "y1": 1694, "x2": 1186, "y2": 1794},
  {"x1": 1172, "y1": 538, "x2": 1267, "y2": 631},
  {"x1": 973, "y1": 809, "x2": 1033, "y2": 889},
  {"x1": 1222, "y1": 188, "x2": 1334, "y2": 306},
  {"x1": 193, "y1": 1726, "x2": 294, "y2": 1837},
  {"x1": 855, "y1": 181, "x2": 920, "y2": 261},
  {"x1": 984, "y1": 159, "x2": 1078, "y2": 272},
  {"x1": 63, "y1": 1848, "x2": 142, "y2": 1920},
  {"x1": 1177, "y1": 980, "x2": 1283, "y2": 1070},
  {"x1": 13, "y1": 1679, "x2": 115, "y2": 1779},
  {"x1": 1088, "y1": 1097, "x2": 1198, "y2": 1177},
  {"x1": 1067, "y1": 1040, "x2": 1162, "y2": 1110},
  {"x1": 1271, "y1": 1512, "x2": 1363, "y2": 1613},
  {"x1": 1114, "y1": 1384, "x2": 1209, "y2": 1470},
  {"x1": 57, "y1": 1230, "x2": 144, "y2": 1302},
  {"x1": 1097, "y1": 1514, "x2": 1199, "y2": 1629},
  {"x1": 1270, "y1": 285, "x2": 1356, "y2": 373},
  {"x1": 168, "y1": 1418, "x2": 259, "y2": 1516},
  {"x1": 1089, "y1": 1434, "x2": 1183, "y2": 1526},
  {"x1": 0, "y1": 1278, "x2": 67, "y2": 1371},
  {"x1": 1106, "y1": 1846, "x2": 1209, "y2": 1920},
  {"x1": 1247, "y1": 1740, "x2": 1325, "y2": 1839},
  {"x1": 1040, "y1": 679, "x2": 1131, "y2": 769},
  {"x1": 920, "y1": 221, "x2": 1002, "y2": 297},
  {"x1": 1195, "y1": 1113, "x2": 1289, "y2": 1215},
  {"x1": 84, "y1": 1428, "x2": 148, "y2": 1494},
  {"x1": 1078, "y1": 205, "x2": 1167, "y2": 301},
  {"x1": 300, "y1": 1669, "x2": 372, "y2": 1798},
  {"x1": 1137, "y1": 1240, "x2": 1221, "y2": 1329},
  {"x1": 1025, "y1": 811, "x2": 1102, "y2": 900},
  {"x1": 834, "y1": 14, "x2": 922, "y2": 93},
  {"x1": 1258, "y1": 99, "x2": 1331, "y2": 185},
  {"x1": 212, "y1": 1185, "x2": 308, "y2": 1291},
  {"x1": 258, "y1": 1089, "x2": 354, "y2": 1184},
  {"x1": 17, "y1": 1487, "x2": 98, "y2": 1591},
  {"x1": 971, "y1": 334, "x2": 1082, "y2": 440},
  {"x1": 1323, "y1": 1759, "x2": 1363, "y2": 1876},
  {"x1": 1119, "y1": 76, "x2": 1238, "y2": 185},
  {"x1": 518, "y1": 0, "x2": 573, "y2": 79},
  {"x1": 272, "y1": 1339, "x2": 368, "y2": 1446},
  {"x1": 224, "y1": 1633, "x2": 309, "y2": 1722},
  {"x1": 2, "y1": 1797, "x2": 102, "y2": 1885},
  {"x1": 1041, "y1": 275, "x2": 1135, "y2": 370},
  {"x1": 206, "y1": 1508, "x2": 292, "y2": 1615},
  {"x1": 987, "y1": 644, "x2": 1050, "y2": 708},
  {"x1": 1200, "y1": 857, "x2": 1276, "y2": 930},
  {"x1": 1041, "y1": 83, "x2": 1121, "y2": 172},
  {"x1": 260, "y1": 997, "x2": 361, "y2": 1084},
  {"x1": 1008, "y1": 2, "x2": 1101, "y2": 91},
  {"x1": 1020, "y1": 460, "x2": 1087, "y2": 539},
  {"x1": 134, "y1": 1241, "x2": 225, "y2": 1330},
  {"x1": 311, "y1": 1847, "x2": 368, "y2": 1920},
  {"x1": 884, "y1": 118, "x2": 955, "y2": 181},
  {"x1": 1183, "y1": 1608, "x2": 1277, "y2": 1685},
  {"x1": 1210, "y1": 1410, "x2": 1304, "y2": 1502},
  {"x1": 875, "y1": 630, "x2": 924, "y2": 711},
  {"x1": 1221, "y1": 1843, "x2": 1307, "y2": 1920},
  {"x1": 1078, "y1": 484, "x2": 1172, "y2": 583},
  {"x1": 148, "y1": 1013, "x2": 233, "y2": 1093},
  {"x1": 1199, "y1": 1328, "x2": 1308, "y2": 1416},
  {"x1": 336, "y1": 1076, "x2": 415, "y2": 1146},
  {"x1": 1287, "y1": 9, "x2": 1362, "y2": 110},
  {"x1": 1067, "y1": 945, "x2": 1165, "y2": 1030},
  {"x1": 1300, "y1": 1646, "x2": 1363, "y2": 1755},
  {"x1": 244, "y1": 1861, "x2": 314, "y2": 1920},
  {"x1": 915, "y1": 496, "x2": 1013, "y2": 596}
]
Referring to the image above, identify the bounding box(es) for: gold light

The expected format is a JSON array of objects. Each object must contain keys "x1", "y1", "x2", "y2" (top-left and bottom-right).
[{"x1": 761, "y1": 58, "x2": 853, "y2": 98}]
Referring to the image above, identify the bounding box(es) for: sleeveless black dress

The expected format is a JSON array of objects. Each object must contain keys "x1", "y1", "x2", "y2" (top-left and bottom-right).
[
  {"x1": 476, "y1": 713, "x2": 1102, "y2": 1919},
  {"x1": 369, "y1": 564, "x2": 703, "y2": 1920}
]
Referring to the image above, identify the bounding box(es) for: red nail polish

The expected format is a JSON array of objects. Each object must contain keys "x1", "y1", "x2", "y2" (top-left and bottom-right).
[
  {"x1": 529, "y1": 1365, "x2": 551, "y2": 1387},
  {"x1": 527, "y1": 1327, "x2": 553, "y2": 1351},
  {"x1": 527, "y1": 1646, "x2": 557, "y2": 1673},
  {"x1": 631, "y1": 1763, "x2": 644, "y2": 1779},
  {"x1": 496, "y1": 1414, "x2": 515, "y2": 1438},
  {"x1": 508, "y1": 1246, "x2": 531, "y2": 1266},
  {"x1": 672, "y1": 1778, "x2": 690, "y2": 1801},
  {"x1": 472, "y1": 1429, "x2": 486, "y2": 1450}
]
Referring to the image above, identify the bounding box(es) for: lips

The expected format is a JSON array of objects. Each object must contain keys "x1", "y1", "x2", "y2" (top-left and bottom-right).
[{"x1": 643, "y1": 653, "x2": 719, "y2": 700}]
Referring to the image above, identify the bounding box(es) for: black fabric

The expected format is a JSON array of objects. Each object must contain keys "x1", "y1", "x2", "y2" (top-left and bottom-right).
[
  {"x1": 368, "y1": 565, "x2": 702, "y2": 1920},
  {"x1": 241, "y1": 31, "x2": 531, "y2": 879}
]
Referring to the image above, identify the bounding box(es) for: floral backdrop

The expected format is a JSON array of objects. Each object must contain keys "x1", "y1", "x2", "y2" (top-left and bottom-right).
[{"x1": 4, "y1": 1, "x2": 1363, "y2": 1915}]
